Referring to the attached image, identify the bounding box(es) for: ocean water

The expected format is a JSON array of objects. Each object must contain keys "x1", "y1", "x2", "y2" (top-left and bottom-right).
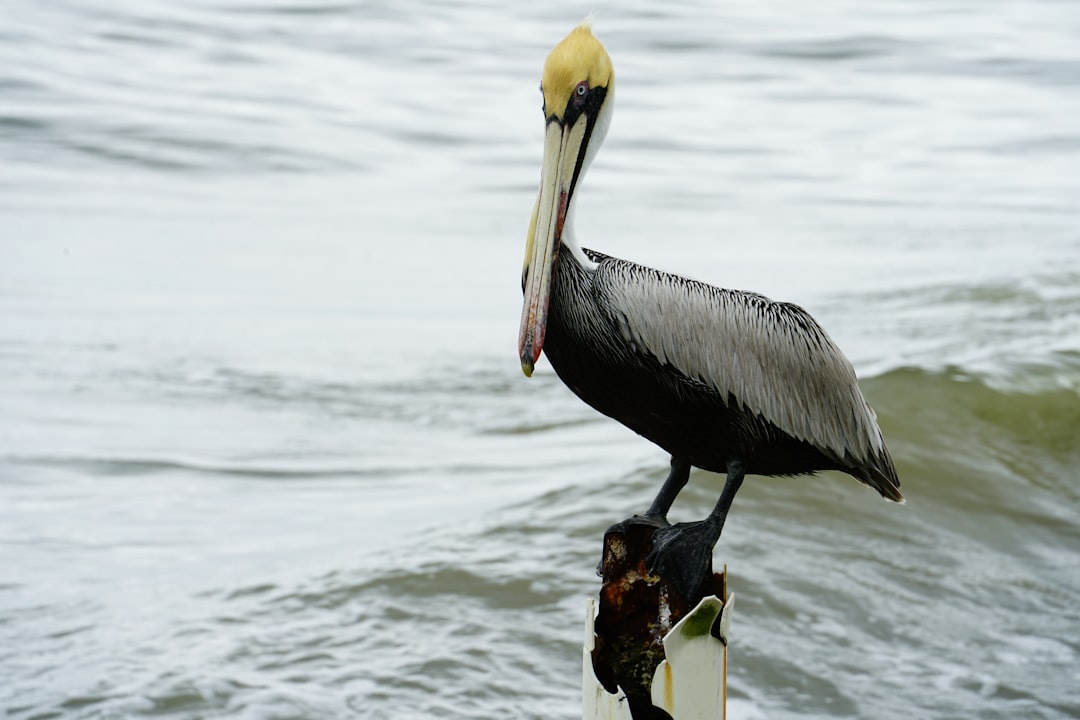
[{"x1": 2, "y1": 1, "x2": 1079, "y2": 718}]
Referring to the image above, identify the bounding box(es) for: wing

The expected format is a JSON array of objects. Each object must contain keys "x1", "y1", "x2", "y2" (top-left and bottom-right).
[{"x1": 590, "y1": 252, "x2": 896, "y2": 491}]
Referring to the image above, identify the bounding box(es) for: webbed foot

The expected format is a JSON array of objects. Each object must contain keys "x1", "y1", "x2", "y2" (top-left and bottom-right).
[{"x1": 645, "y1": 519, "x2": 721, "y2": 600}]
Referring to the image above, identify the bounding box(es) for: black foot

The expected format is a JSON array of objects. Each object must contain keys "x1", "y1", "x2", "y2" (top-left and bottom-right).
[
  {"x1": 597, "y1": 514, "x2": 671, "y2": 576},
  {"x1": 645, "y1": 520, "x2": 720, "y2": 600},
  {"x1": 605, "y1": 513, "x2": 670, "y2": 536}
]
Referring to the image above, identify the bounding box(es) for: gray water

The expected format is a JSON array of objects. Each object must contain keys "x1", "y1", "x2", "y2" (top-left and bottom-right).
[{"x1": 2, "y1": 1, "x2": 1079, "y2": 718}]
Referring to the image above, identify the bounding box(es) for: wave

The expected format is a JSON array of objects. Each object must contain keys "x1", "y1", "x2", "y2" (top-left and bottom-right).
[
  {"x1": 3, "y1": 454, "x2": 398, "y2": 480},
  {"x1": 863, "y1": 359, "x2": 1080, "y2": 512},
  {"x1": 866, "y1": 359, "x2": 1080, "y2": 457}
]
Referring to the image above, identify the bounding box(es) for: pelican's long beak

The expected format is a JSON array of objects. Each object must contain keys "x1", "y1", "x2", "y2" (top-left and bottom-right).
[{"x1": 519, "y1": 114, "x2": 588, "y2": 377}]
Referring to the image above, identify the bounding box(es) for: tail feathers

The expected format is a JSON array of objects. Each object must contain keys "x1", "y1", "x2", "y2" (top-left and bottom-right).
[{"x1": 854, "y1": 446, "x2": 904, "y2": 503}]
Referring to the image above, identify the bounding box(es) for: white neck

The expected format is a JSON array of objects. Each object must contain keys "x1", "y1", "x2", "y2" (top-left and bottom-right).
[{"x1": 560, "y1": 224, "x2": 598, "y2": 270}]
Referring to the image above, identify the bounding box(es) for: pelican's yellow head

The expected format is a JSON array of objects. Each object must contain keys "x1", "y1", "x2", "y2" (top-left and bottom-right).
[
  {"x1": 519, "y1": 23, "x2": 615, "y2": 377},
  {"x1": 541, "y1": 23, "x2": 613, "y2": 125}
]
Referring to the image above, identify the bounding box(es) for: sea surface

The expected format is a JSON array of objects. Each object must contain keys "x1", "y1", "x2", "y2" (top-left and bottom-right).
[{"x1": 2, "y1": 1, "x2": 1079, "y2": 718}]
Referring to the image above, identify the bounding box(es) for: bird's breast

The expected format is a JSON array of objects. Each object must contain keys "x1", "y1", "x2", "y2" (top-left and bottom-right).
[{"x1": 543, "y1": 256, "x2": 733, "y2": 466}]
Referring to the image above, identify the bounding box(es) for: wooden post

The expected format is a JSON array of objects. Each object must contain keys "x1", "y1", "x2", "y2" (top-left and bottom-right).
[{"x1": 583, "y1": 520, "x2": 731, "y2": 720}]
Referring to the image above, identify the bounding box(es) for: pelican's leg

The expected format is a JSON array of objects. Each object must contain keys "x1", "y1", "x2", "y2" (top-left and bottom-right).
[
  {"x1": 645, "y1": 457, "x2": 691, "y2": 520},
  {"x1": 598, "y1": 458, "x2": 690, "y2": 575},
  {"x1": 603, "y1": 457, "x2": 689, "y2": 536},
  {"x1": 646, "y1": 460, "x2": 746, "y2": 598},
  {"x1": 700, "y1": 458, "x2": 745, "y2": 537}
]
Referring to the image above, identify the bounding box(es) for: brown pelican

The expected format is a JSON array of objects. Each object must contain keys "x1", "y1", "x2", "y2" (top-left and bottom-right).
[{"x1": 519, "y1": 23, "x2": 902, "y2": 595}]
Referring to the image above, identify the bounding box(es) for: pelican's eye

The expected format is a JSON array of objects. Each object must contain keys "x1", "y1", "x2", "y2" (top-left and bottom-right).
[{"x1": 570, "y1": 80, "x2": 590, "y2": 112}]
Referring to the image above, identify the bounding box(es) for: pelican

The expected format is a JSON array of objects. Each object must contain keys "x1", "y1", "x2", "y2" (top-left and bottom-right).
[{"x1": 519, "y1": 23, "x2": 902, "y2": 595}]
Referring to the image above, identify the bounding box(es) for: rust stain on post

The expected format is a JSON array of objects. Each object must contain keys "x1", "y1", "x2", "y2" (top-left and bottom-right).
[
  {"x1": 590, "y1": 519, "x2": 727, "y2": 719},
  {"x1": 662, "y1": 662, "x2": 674, "y2": 710}
]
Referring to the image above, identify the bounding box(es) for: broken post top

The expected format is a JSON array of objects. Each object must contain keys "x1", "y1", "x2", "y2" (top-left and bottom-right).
[{"x1": 591, "y1": 519, "x2": 727, "y2": 718}]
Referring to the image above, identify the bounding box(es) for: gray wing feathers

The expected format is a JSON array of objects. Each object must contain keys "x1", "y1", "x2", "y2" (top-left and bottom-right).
[{"x1": 596, "y1": 258, "x2": 886, "y2": 468}]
